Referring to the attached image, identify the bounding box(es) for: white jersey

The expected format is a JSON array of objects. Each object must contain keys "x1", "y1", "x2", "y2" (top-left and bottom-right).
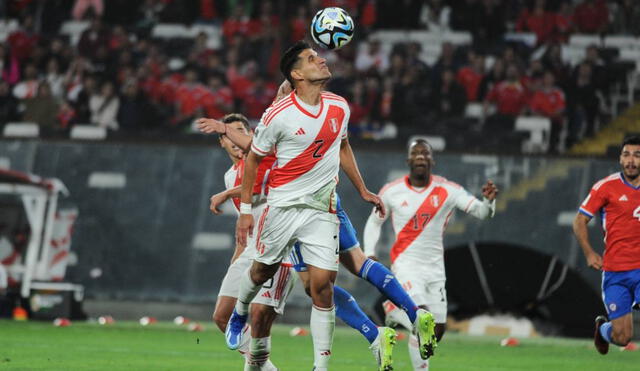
[
  {"x1": 364, "y1": 175, "x2": 495, "y2": 282},
  {"x1": 251, "y1": 91, "x2": 349, "y2": 210}
]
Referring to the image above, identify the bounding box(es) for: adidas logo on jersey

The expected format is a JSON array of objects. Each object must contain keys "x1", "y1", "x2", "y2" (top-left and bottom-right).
[
  {"x1": 295, "y1": 128, "x2": 306, "y2": 135},
  {"x1": 401, "y1": 200, "x2": 409, "y2": 207},
  {"x1": 619, "y1": 195, "x2": 628, "y2": 201}
]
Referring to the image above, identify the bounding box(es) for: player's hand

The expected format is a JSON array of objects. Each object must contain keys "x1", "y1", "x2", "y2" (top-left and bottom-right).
[
  {"x1": 196, "y1": 118, "x2": 226, "y2": 134},
  {"x1": 274, "y1": 80, "x2": 292, "y2": 103},
  {"x1": 361, "y1": 190, "x2": 386, "y2": 218},
  {"x1": 482, "y1": 180, "x2": 499, "y2": 201},
  {"x1": 586, "y1": 250, "x2": 603, "y2": 270},
  {"x1": 209, "y1": 191, "x2": 229, "y2": 215},
  {"x1": 236, "y1": 213, "x2": 254, "y2": 248}
]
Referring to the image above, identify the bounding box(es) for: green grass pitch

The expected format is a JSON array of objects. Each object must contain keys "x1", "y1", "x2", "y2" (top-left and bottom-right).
[{"x1": 0, "y1": 320, "x2": 638, "y2": 370}]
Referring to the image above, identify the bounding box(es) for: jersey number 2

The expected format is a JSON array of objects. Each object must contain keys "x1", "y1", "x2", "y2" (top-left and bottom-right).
[
  {"x1": 634, "y1": 205, "x2": 640, "y2": 221},
  {"x1": 312, "y1": 139, "x2": 324, "y2": 158}
]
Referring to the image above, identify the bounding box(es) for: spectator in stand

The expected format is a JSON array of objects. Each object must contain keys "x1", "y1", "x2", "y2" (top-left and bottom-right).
[
  {"x1": 431, "y1": 42, "x2": 459, "y2": 83},
  {"x1": 554, "y1": 1, "x2": 574, "y2": 42},
  {"x1": 355, "y1": 40, "x2": 389, "y2": 74},
  {"x1": 484, "y1": 63, "x2": 529, "y2": 131},
  {"x1": 0, "y1": 44, "x2": 20, "y2": 85},
  {"x1": 222, "y1": 5, "x2": 252, "y2": 44},
  {"x1": 78, "y1": 17, "x2": 110, "y2": 60},
  {"x1": 72, "y1": 0, "x2": 104, "y2": 20},
  {"x1": 567, "y1": 62, "x2": 600, "y2": 146},
  {"x1": 173, "y1": 68, "x2": 205, "y2": 128},
  {"x1": 45, "y1": 59, "x2": 65, "y2": 99},
  {"x1": 573, "y1": 0, "x2": 609, "y2": 34},
  {"x1": 0, "y1": 80, "x2": 18, "y2": 126},
  {"x1": 432, "y1": 69, "x2": 467, "y2": 118},
  {"x1": 241, "y1": 74, "x2": 276, "y2": 120},
  {"x1": 202, "y1": 74, "x2": 233, "y2": 120},
  {"x1": 57, "y1": 101, "x2": 77, "y2": 129},
  {"x1": 24, "y1": 83, "x2": 60, "y2": 129},
  {"x1": 457, "y1": 53, "x2": 485, "y2": 102},
  {"x1": 420, "y1": 0, "x2": 451, "y2": 32},
  {"x1": 118, "y1": 81, "x2": 153, "y2": 131},
  {"x1": 529, "y1": 71, "x2": 566, "y2": 152},
  {"x1": 541, "y1": 43, "x2": 570, "y2": 88},
  {"x1": 7, "y1": 15, "x2": 39, "y2": 62},
  {"x1": 478, "y1": 58, "x2": 505, "y2": 101},
  {"x1": 610, "y1": 0, "x2": 640, "y2": 36},
  {"x1": 12, "y1": 63, "x2": 39, "y2": 100},
  {"x1": 516, "y1": 0, "x2": 557, "y2": 45},
  {"x1": 581, "y1": 45, "x2": 608, "y2": 96},
  {"x1": 69, "y1": 74, "x2": 97, "y2": 123},
  {"x1": 90, "y1": 81, "x2": 119, "y2": 130},
  {"x1": 290, "y1": 5, "x2": 309, "y2": 43}
]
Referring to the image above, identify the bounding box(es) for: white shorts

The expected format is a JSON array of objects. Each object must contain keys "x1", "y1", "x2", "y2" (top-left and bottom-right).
[
  {"x1": 217, "y1": 255, "x2": 297, "y2": 315},
  {"x1": 254, "y1": 205, "x2": 340, "y2": 271},
  {"x1": 394, "y1": 268, "x2": 447, "y2": 323}
]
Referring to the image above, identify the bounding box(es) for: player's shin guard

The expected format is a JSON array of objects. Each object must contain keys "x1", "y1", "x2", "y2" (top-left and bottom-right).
[
  {"x1": 334, "y1": 285, "x2": 379, "y2": 344},
  {"x1": 238, "y1": 326, "x2": 252, "y2": 355},
  {"x1": 244, "y1": 337, "x2": 271, "y2": 371},
  {"x1": 408, "y1": 334, "x2": 429, "y2": 370},
  {"x1": 311, "y1": 305, "x2": 336, "y2": 370},
  {"x1": 235, "y1": 268, "x2": 262, "y2": 316},
  {"x1": 359, "y1": 258, "x2": 418, "y2": 322}
]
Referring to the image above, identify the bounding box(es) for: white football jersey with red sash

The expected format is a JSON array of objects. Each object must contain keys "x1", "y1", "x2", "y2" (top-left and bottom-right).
[
  {"x1": 251, "y1": 91, "x2": 349, "y2": 210},
  {"x1": 371, "y1": 175, "x2": 492, "y2": 282}
]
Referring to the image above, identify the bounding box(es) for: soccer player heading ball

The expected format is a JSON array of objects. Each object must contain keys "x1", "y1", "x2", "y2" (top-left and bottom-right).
[{"x1": 573, "y1": 135, "x2": 640, "y2": 355}]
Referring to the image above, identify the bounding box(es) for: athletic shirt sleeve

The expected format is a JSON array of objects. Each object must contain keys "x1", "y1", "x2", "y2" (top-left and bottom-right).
[
  {"x1": 341, "y1": 106, "x2": 350, "y2": 140},
  {"x1": 579, "y1": 184, "x2": 607, "y2": 218},
  {"x1": 451, "y1": 185, "x2": 478, "y2": 213},
  {"x1": 251, "y1": 114, "x2": 281, "y2": 156}
]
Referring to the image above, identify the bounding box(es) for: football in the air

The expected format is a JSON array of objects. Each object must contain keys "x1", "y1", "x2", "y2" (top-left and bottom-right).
[{"x1": 310, "y1": 7, "x2": 354, "y2": 50}]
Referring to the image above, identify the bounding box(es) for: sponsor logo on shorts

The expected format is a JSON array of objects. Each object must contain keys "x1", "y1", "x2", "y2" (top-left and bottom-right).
[{"x1": 609, "y1": 303, "x2": 617, "y2": 312}]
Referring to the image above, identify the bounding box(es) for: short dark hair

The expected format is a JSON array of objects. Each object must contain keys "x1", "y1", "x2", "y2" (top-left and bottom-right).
[
  {"x1": 280, "y1": 40, "x2": 311, "y2": 86},
  {"x1": 219, "y1": 113, "x2": 250, "y2": 140},
  {"x1": 409, "y1": 138, "x2": 432, "y2": 150},
  {"x1": 622, "y1": 135, "x2": 640, "y2": 147}
]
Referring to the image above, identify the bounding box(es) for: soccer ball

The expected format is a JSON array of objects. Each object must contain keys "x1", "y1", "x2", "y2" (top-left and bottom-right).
[{"x1": 310, "y1": 7, "x2": 354, "y2": 50}]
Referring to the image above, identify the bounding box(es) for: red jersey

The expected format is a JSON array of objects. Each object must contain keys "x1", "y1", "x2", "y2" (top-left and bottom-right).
[
  {"x1": 227, "y1": 155, "x2": 278, "y2": 211},
  {"x1": 486, "y1": 81, "x2": 529, "y2": 116},
  {"x1": 529, "y1": 88, "x2": 565, "y2": 117},
  {"x1": 579, "y1": 172, "x2": 640, "y2": 272},
  {"x1": 456, "y1": 67, "x2": 484, "y2": 102}
]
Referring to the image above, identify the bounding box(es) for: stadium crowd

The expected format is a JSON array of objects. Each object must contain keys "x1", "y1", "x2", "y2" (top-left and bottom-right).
[{"x1": 0, "y1": 0, "x2": 638, "y2": 152}]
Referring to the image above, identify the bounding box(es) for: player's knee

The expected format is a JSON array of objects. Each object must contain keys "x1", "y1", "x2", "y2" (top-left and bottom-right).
[
  {"x1": 250, "y1": 263, "x2": 278, "y2": 284},
  {"x1": 310, "y1": 281, "x2": 333, "y2": 305}
]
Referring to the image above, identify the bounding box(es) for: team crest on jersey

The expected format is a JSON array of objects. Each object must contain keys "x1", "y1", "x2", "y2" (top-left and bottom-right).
[
  {"x1": 430, "y1": 195, "x2": 440, "y2": 207},
  {"x1": 609, "y1": 303, "x2": 617, "y2": 312},
  {"x1": 329, "y1": 118, "x2": 339, "y2": 133}
]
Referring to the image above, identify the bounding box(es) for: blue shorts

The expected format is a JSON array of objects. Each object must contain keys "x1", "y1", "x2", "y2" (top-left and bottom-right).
[
  {"x1": 602, "y1": 268, "x2": 640, "y2": 320},
  {"x1": 290, "y1": 194, "x2": 360, "y2": 272}
]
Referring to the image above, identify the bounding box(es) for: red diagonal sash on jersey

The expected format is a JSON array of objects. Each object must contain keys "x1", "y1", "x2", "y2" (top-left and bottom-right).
[
  {"x1": 390, "y1": 186, "x2": 449, "y2": 263},
  {"x1": 231, "y1": 155, "x2": 277, "y2": 211},
  {"x1": 269, "y1": 105, "x2": 345, "y2": 188}
]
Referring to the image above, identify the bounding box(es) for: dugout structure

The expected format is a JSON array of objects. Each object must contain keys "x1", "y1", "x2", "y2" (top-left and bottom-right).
[{"x1": 0, "y1": 169, "x2": 83, "y2": 318}]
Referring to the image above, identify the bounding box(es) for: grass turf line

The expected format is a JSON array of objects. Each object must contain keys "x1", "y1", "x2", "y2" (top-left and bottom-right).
[{"x1": 0, "y1": 320, "x2": 638, "y2": 370}]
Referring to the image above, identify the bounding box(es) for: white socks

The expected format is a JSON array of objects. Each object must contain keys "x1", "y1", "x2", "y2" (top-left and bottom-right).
[
  {"x1": 408, "y1": 334, "x2": 429, "y2": 370},
  {"x1": 244, "y1": 336, "x2": 271, "y2": 371},
  {"x1": 235, "y1": 268, "x2": 262, "y2": 316},
  {"x1": 310, "y1": 305, "x2": 335, "y2": 370},
  {"x1": 384, "y1": 300, "x2": 414, "y2": 331}
]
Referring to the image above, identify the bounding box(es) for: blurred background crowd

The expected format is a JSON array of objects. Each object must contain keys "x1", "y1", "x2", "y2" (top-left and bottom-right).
[{"x1": 0, "y1": 0, "x2": 638, "y2": 153}]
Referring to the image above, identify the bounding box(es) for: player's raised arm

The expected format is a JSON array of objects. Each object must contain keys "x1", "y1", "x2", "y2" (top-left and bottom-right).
[
  {"x1": 340, "y1": 138, "x2": 385, "y2": 217},
  {"x1": 457, "y1": 180, "x2": 498, "y2": 219}
]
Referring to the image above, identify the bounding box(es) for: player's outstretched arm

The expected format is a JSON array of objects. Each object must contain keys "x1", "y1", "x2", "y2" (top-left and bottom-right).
[
  {"x1": 236, "y1": 151, "x2": 263, "y2": 247},
  {"x1": 209, "y1": 185, "x2": 242, "y2": 215},
  {"x1": 339, "y1": 138, "x2": 385, "y2": 217},
  {"x1": 461, "y1": 180, "x2": 498, "y2": 219},
  {"x1": 196, "y1": 117, "x2": 253, "y2": 152},
  {"x1": 572, "y1": 213, "x2": 603, "y2": 270}
]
